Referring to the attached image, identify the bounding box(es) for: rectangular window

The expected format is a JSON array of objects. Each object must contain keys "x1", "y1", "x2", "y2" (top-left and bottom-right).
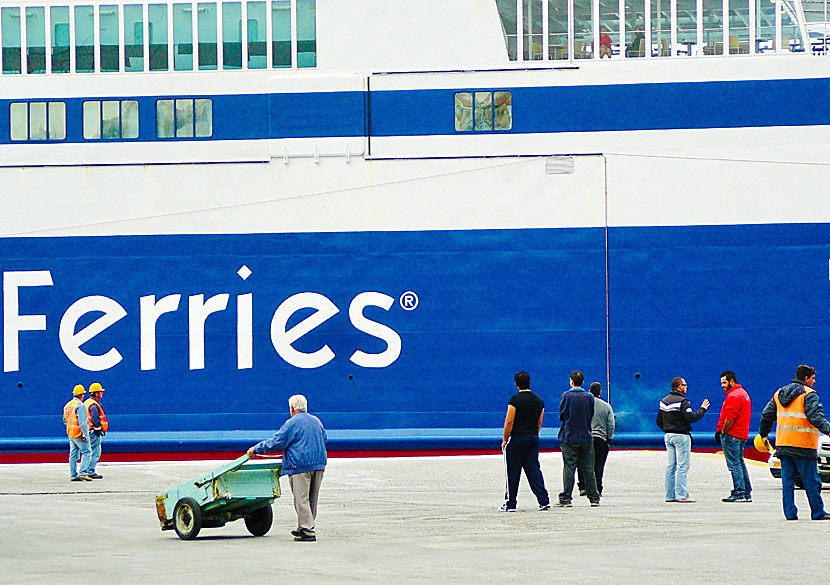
[
  {"x1": 296, "y1": 0, "x2": 316, "y2": 68},
  {"x1": 198, "y1": 2, "x2": 218, "y2": 70},
  {"x1": 247, "y1": 1, "x2": 267, "y2": 69},
  {"x1": 271, "y1": 0, "x2": 291, "y2": 67},
  {"x1": 223, "y1": 2, "x2": 243, "y2": 69},
  {"x1": 84, "y1": 100, "x2": 139, "y2": 139},
  {"x1": 51, "y1": 6, "x2": 70, "y2": 73},
  {"x1": 523, "y1": 0, "x2": 543, "y2": 60},
  {"x1": 157, "y1": 99, "x2": 175, "y2": 137},
  {"x1": 10, "y1": 101, "x2": 67, "y2": 141},
  {"x1": 157, "y1": 98, "x2": 213, "y2": 138},
  {"x1": 174, "y1": 3, "x2": 194, "y2": 70},
  {"x1": 495, "y1": 0, "x2": 518, "y2": 60},
  {"x1": 677, "y1": 0, "x2": 697, "y2": 55},
  {"x1": 455, "y1": 91, "x2": 512, "y2": 132},
  {"x1": 548, "y1": 0, "x2": 568, "y2": 60},
  {"x1": 149, "y1": 4, "x2": 169, "y2": 71},
  {"x1": 599, "y1": 0, "x2": 619, "y2": 58},
  {"x1": 702, "y1": 0, "x2": 723, "y2": 55},
  {"x1": 100, "y1": 5, "x2": 120, "y2": 72},
  {"x1": 572, "y1": 0, "x2": 592, "y2": 59},
  {"x1": 729, "y1": 0, "x2": 749, "y2": 54},
  {"x1": 625, "y1": 0, "x2": 645, "y2": 58},
  {"x1": 756, "y1": 0, "x2": 775, "y2": 52},
  {"x1": 124, "y1": 4, "x2": 144, "y2": 72},
  {"x1": 2, "y1": 7, "x2": 22, "y2": 75},
  {"x1": 75, "y1": 5, "x2": 95, "y2": 73},
  {"x1": 651, "y1": 0, "x2": 671, "y2": 57},
  {"x1": 26, "y1": 7, "x2": 47, "y2": 74},
  {"x1": 49, "y1": 102, "x2": 67, "y2": 140}
]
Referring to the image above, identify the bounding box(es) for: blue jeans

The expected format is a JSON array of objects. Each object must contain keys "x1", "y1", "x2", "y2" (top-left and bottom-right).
[
  {"x1": 87, "y1": 432, "x2": 102, "y2": 474},
  {"x1": 664, "y1": 433, "x2": 691, "y2": 500},
  {"x1": 780, "y1": 454, "x2": 825, "y2": 520},
  {"x1": 721, "y1": 434, "x2": 751, "y2": 498},
  {"x1": 69, "y1": 437, "x2": 91, "y2": 479}
]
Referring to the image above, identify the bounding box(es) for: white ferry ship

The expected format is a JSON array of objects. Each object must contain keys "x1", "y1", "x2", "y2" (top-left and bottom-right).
[{"x1": 1, "y1": 0, "x2": 829, "y2": 460}]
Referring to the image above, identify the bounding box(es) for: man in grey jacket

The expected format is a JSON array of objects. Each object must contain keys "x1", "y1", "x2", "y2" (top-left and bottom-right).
[
  {"x1": 578, "y1": 382, "x2": 615, "y2": 497},
  {"x1": 248, "y1": 394, "x2": 328, "y2": 541}
]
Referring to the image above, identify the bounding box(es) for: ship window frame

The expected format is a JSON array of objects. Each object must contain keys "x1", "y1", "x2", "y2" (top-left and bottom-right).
[
  {"x1": 156, "y1": 97, "x2": 214, "y2": 139},
  {"x1": 82, "y1": 99, "x2": 140, "y2": 140},
  {"x1": 9, "y1": 101, "x2": 66, "y2": 142},
  {"x1": 454, "y1": 90, "x2": 512, "y2": 133}
]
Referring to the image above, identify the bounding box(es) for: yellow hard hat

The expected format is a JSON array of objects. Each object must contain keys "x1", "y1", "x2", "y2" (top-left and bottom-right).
[
  {"x1": 73, "y1": 384, "x2": 86, "y2": 396},
  {"x1": 754, "y1": 434, "x2": 772, "y2": 453},
  {"x1": 89, "y1": 382, "x2": 105, "y2": 394}
]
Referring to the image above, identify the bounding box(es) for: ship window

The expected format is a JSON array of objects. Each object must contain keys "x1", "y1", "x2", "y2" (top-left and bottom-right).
[
  {"x1": 271, "y1": 1, "x2": 291, "y2": 67},
  {"x1": 572, "y1": 0, "x2": 592, "y2": 59},
  {"x1": 75, "y1": 5, "x2": 95, "y2": 73},
  {"x1": 26, "y1": 7, "x2": 47, "y2": 74},
  {"x1": 223, "y1": 2, "x2": 243, "y2": 69},
  {"x1": 198, "y1": 2, "x2": 218, "y2": 70},
  {"x1": 549, "y1": 0, "x2": 568, "y2": 60},
  {"x1": 625, "y1": 0, "x2": 645, "y2": 58},
  {"x1": 149, "y1": 4, "x2": 169, "y2": 71},
  {"x1": 729, "y1": 0, "x2": 749, "y2": 54},
  {"x1": 174, "y1": 3, "x2": 194, "y2": 71},
  {"x1": 124, "y1": 4, "x2": 144, "y2": 72},
  {"x1": 523, "y1": 0, "x2": 543, "y2": 60},
  {"x1": 496, "y1": 0, "x2": 518, "y2": 60},
  {"x1": 1, "y1": 7, "x2": 21, "y2": 75},
  {"x1": 676, "y1": 0, "x2": 696, "y2": 56},
  {"x1": 702, "y1": 0, "x2": 723, "y2": 55},
  {"x1": 100, "y1": 5, "x2": 120, "y2": 72},
  {"x1": 83, "y1": 100, "x2": 139, "y2": 139},
  {"x1": 156, "y1": 98, "x2": 213, "y2": 138},
  {"x1": 51, "y1": 6, "x2": 70, "y2": 73},
  {"x1": 455, "y1": 91, "x2": 512, "y2": 132},
  {"x1": 297, "y1": 0, "x2": 316, "y2": 68},
  {"x1": 247, "y1": 2, "x2": 267, "y2": 69},
  {"x1": 651, "y1": 0, "x2": 671, "y2": 57},
  {"x1": 10, "y1": 101, "x2": 66, "y2": 141}
]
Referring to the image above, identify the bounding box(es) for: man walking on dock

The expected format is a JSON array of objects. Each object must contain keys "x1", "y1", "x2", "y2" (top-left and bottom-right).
[
  {"x1": 558, "y1": 371, "x2": 600, "y2": 507},
  {"x1": 248, "y1": 394, "x2": 327, "y2": 541}
]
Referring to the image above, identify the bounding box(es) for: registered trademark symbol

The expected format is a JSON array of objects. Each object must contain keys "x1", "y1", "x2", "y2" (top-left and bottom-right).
[{"x1": 400, "y1": 291, "x2": 419, "y2": 311}]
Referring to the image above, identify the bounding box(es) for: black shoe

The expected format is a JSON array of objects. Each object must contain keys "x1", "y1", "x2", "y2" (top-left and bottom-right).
[
  {"x1": 538, "y1": 504, "x2": 550, "y2": 511},
  {"x1": 743, "y1": 495, "x2": 752, "y2": 502},
  {"x1": 290, "y1": 530, "x2": 303, "y2": 537},
  {"x1": 556, "y1": 501, "x2": 572, "y2": 508},
  {"x1": 813, "y1": 514, "x2": 830, "y2": 521},
  {"x1": 88, "y1": 474, "x2": 103, "y2": 479},
  {"x1": 294, "y1": 533, "x2": 316, "y2": 541},
  {"x1": 722, "y1": 495, "x2": 747, "y2": 503},
  {"x1": 578, "y1": 490, "x2": 587, "y2": 497},
  {"x1": 590, "y1": 501, "x2": 600, "y2": 507},
  {"x1": 70, "y1": 477, "x2": 84, "y2": 482}
]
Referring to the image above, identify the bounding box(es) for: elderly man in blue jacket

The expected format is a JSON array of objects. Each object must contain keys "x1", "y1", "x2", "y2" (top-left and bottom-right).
[{"x1": 247, "y1": 394, "x2": 327, "y2": 542}]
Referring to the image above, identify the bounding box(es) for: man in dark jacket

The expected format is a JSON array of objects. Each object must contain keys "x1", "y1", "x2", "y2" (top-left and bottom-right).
[
  {"x1": 760, "y1": 365, "x2": 830, "y2": 521},
  {"x1": 558, "y1": 371, "x2": 600, "y2": 507},
  {"x1": 657, "y1": 377, "x2": 709, "y2": 502}
]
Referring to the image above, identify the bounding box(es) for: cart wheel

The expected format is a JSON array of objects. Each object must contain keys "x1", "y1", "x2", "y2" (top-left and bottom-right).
[
  {"x1": 173, "y1": 497, "x2": 203, "y2": 540},
  {"x1": 245, "y1": 504, "x2": 273, "y2": 536}
]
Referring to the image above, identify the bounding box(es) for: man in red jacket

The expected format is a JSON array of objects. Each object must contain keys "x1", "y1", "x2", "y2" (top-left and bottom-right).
[{"x1": 716, "y1": 371, "x2": 752, "y2": 502}]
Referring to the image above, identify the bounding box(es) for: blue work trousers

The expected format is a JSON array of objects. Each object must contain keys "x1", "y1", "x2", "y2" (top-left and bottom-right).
[
  {"x1": 780, "y1": 454, "x2": 825, "y2": 520},
  {"x1": 69, "y1": 437, "x2": 91, "y2": 479}
]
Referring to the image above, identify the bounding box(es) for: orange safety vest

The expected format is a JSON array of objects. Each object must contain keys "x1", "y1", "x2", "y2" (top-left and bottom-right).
[
  {"x1": 85, "y1": 397, "x2": 109, "y2": 432},
  {"x1": 774, "y1": 388, "x2": 821, "y2": 450},
  {"x1": 63, "y1": 398, "x2": 88, "y2": 439}
]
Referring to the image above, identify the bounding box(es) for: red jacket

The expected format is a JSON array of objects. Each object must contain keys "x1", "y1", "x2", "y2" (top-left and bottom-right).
[{"x1": 716, "y1": 385, "x2": 751, "y2": 439}]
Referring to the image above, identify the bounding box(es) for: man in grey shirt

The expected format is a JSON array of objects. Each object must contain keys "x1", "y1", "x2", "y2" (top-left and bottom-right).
[{"x1": 578, "y1": 382, "x2": 615, "y2": 497}]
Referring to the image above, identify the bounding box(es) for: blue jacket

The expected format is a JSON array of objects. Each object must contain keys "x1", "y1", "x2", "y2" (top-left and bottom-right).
[
  {"x1": 558, "y1": 388, "x2": 594, "y2": 445},
  {"x1": 253, "y1": 412, "x2": 327, "y2": 475}
]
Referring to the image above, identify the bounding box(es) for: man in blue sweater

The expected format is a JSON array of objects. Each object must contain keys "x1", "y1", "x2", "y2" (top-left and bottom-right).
[
  {"x1": 558, "y1": 371, "x2": 600, "y2": 507},
  {"x1": 247, "y1": 394, "x2": 327, "y2": 542}
]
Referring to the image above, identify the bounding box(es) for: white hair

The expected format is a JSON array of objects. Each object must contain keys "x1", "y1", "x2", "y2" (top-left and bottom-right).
[{"x1": 288, "y1": 394, "x2": 308, "y2": 413}]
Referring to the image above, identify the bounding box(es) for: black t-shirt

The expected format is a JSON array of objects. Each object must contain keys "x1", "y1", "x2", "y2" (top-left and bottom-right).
[{"x1": 508, "y1": 391, "x2": 545, "y2": 437}]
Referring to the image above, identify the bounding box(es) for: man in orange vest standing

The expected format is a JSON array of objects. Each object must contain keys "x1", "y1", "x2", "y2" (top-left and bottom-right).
[
  {"x1": 85, "y1": 382, "x2": 108, "y2": 479},
  {"x1": 63, "y1": 384, "x2": 92, "y2": 482},
  {"x1": 760, "y1": 365, "x2": 830, "y2": 520}
]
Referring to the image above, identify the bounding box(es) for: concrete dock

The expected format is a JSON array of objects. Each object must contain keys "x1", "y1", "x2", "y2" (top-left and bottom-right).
[{"x1": 1, "y1": 451, "x2": 826, "y2": 584}]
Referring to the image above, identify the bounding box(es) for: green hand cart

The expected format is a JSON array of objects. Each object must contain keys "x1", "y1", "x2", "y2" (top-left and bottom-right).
[{"x1": 155, "y1": 455, "x2": 282, "y2": 540}]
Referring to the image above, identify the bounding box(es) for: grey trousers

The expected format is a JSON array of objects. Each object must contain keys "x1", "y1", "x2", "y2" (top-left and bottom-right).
[{"x1": 288, "y1": 470, "x2": 324, "y2": 535}]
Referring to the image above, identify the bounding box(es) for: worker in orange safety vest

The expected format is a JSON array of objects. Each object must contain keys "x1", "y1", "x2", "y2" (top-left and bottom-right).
[
  {"x1": 63, "y1": 384, "x2": 92, "y2": 482},
  {"x1": 760, "y1": 364, "x2": 830, "y2": 521},
  {"x1": 84, "y1": 382, "x2": 109, "y2": 479}
]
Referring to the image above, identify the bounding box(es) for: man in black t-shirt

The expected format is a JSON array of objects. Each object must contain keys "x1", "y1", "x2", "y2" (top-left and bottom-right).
[{"x1": 500, "y1": 371, "x2": 550, "y2": 511}]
